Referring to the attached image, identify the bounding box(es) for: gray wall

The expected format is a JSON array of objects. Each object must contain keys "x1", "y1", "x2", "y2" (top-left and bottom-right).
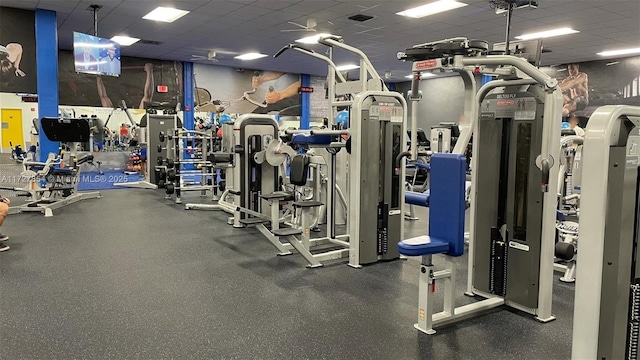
[{"x1": 394, "y1": 75, "x2": 466, "y2": 132}]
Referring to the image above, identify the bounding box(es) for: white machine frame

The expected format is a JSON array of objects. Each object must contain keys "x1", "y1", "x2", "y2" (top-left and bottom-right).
[
  {"x1": 571, "y1": 105, "x2": 640, "y2": 359},
  {"x1": 400, "y1": 38, "x2": 563, "y2": 334}
]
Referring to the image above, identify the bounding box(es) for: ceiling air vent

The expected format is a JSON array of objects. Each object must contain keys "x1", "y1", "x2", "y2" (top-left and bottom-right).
[{"x1": 348, "y1": 14, "x2": 374, "y2": 22}]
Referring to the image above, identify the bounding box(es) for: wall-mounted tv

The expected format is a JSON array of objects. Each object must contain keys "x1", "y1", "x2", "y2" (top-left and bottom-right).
[{"x1": 73, "y1": 31, "x2": 120, "y2": 76}]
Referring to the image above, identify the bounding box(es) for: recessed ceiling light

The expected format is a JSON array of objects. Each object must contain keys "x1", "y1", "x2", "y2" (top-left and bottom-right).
[
  {"x1": 336, "y1": 64, "x2": 360, "y2": 71},
  {"x1": 142, "y1": 7, "x2": 189, "y2": 23},
  {"x1": 234, "y1": 52, "x2": 268, "y2": 60},
  {"x1": 295, "y1": 33, "x2": 333, "y2": 44},
  {"x1": 111, "y1": 35, "x2": 140, "y2": 46},
  {"x1": 405, "y1": 73, "x2": 436, "y2": 79},
  {"x1": 514, "y1": 27, "x2": 579, "y2": 40},
  {"x1": 597, "y1": 47, "x2": 640, "y2": 57},
  {"x1": 397, "y1": 0, "x2": 468, "y2": 18}
]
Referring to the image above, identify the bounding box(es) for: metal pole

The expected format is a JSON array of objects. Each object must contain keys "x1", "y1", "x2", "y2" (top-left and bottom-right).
[
  {"x1": 330, "y1": 152, "x2": 336, "y2": 238},
  {"x1": 409, "y1": 72, "x2": 421, "y2": 160},
  {"x1": 88, "y1": 4, "x2": 101, "y2": 36},
  {"x1": 504, "y1": 3, "x2": 513, "y2": 55}
]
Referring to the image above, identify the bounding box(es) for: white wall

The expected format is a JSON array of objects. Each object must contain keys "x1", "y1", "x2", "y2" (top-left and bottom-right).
[{"x1": 0, "y1": 92, "x2": 39, "y2": 148}]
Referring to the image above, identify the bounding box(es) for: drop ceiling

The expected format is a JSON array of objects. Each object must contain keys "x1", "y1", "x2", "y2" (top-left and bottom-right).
[{"x1": 1, "y1": 0, "x2": 639, "y2": 80}]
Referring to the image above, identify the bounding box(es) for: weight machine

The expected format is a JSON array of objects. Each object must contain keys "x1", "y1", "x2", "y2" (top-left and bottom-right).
[
  {"x1": 114, "y1": 102, "x2": 181, "y2": 189},
  {"x1": 553, "y1": 132, "x2": 583, "y2": 283},
  {"x1": 397, "y1": 37, "x2": 562, "y2": 333},
  {"x1": 274, "y1": 35, "x2": 406, "y2": 267},
  {"x1": 9, "y1": 117, "x2": 102, "y2": 217},
  {"x1": 571, "y1": 105, "x2": 640, "y2": 360}
]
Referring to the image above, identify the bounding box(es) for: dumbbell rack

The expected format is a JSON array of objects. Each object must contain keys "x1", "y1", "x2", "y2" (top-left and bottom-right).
[{"x1": 157, "y1": 129, "x2": 218, "y2": 204}]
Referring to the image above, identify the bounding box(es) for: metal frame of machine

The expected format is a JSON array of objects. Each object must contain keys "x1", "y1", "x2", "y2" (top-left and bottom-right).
[
  {"x1": 397, "y1": 37, "x2": 563, "y2": 333},
  {"x1": 115, "y1": 105, "x2": 180, "y2": 190},
  {"x1": 571, "y1": 105, "x2": 640, "y2": 360},
  {"x1": 275, "y1": 35, "x2": 407, "y2": 268},
  {"x1": 10, "y1": 117, "x2": 102, "y2": 217}
]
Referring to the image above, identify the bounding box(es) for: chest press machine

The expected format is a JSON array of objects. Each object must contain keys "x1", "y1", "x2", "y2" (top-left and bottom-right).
[{"x1": 397, "y1": 37, "x2": 562, "y2": 334}]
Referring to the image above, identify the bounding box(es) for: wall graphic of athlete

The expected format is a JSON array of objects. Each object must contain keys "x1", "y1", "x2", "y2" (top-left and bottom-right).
[{"x1": 558, "y1": 63, "x2": 589, "y2": 117}]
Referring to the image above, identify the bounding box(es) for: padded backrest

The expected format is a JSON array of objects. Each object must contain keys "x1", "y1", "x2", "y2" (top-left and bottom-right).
[
  {"x1": 290, "y1": 155, "x2": 309, "y2": 186},
  {"x1": 429, "y1": 153, "x2": 467, "y2": 257}
]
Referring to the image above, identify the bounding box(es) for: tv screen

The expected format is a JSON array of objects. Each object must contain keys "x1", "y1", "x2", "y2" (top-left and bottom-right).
[{"x1": 73, "y1": 31, "x2": 120, "y2": 76}]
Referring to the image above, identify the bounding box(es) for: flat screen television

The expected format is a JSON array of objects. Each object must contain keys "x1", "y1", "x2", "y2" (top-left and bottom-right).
[{"x1": 73, "y1": 31, "x2": 121, "y2": 76}]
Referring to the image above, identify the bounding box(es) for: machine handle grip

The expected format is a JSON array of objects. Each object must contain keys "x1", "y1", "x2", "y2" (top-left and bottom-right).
[{"x1": 540, "y1": 158, "x2": 550, "y2": 192}]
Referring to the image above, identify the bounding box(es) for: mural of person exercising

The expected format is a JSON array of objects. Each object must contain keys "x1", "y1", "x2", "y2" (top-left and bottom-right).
[{"x1": 558, "y1": 63, "x2": 589, "y2": 117}]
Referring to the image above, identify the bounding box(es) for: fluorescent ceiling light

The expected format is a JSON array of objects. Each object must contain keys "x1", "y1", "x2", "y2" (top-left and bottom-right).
[
  {"x1": 142, "y1": 7, "x2": 189, "y2": 23},
  {"x1": 405, "y1": 73, "x2": 436, "y2": 79},
  {"x1": 111, "y1": 35, "x2": 140, "y2": 46},
  {"x1": 397, "y1": 0, "x2": 468, "y2": 18},
  {"x1": 597, "y1": 47, "x2": 640, "y2": 57},
  {"x1": 606, "y1": 61, "x2": 620, "y2": 66},
  {"x1": 336, "y1": 64, "x2": 360, "y2": 71},
  {"x1": 234, "y1": 52, "x2": 268, "y2": 60},
  {"x1": 295, "y1": 33, "x2": 333, "y2": 44},
  {"x1": 515, "y1": 27, "x2": 579, "y2": 40}
]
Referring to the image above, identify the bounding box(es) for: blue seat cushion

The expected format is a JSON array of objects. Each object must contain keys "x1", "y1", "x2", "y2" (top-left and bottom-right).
[
  {"x1": 398, "y1": 235, "x2": 449, "y2": 256},
  {"x1": 291, "y1": 133, "x2": 332, "y2": 145},
  {"x1": 574, "y1": 185, "x2": 581, "y2": 190},
  {"x1": 405, "y1": 190, "x2": 430, "y2": 207}
]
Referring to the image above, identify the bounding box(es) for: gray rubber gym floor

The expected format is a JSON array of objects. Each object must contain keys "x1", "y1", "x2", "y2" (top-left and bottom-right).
[{"x1": 0, "y1": 189, "x2": 574, "y2": 359}]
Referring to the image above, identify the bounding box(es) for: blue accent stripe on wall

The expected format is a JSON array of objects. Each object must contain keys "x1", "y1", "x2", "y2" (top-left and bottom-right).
[
  {"x1": 35, "y1": 9, "x2": 59, "y2": 161},
  {"x1": 300, "y1": 74, "x2": 310, "y2": 130},
  {"x1": 183, "y1": 61, "x2": 194, "y2": 130}
]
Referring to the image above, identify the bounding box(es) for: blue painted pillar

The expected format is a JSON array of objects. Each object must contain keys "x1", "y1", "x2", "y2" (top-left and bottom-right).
[
  {"x1": 481, "y1": 75, "x2": 493, "y2": 86},
  {"x1": 35, "y1": 9, "x2": 59, "y2": 161},
  {"x1": 300, "y1": 74, "x2": 310, "y2": 130},
  {"x1": 182, "y1": 61, "x2": 195, "y2": 130}
]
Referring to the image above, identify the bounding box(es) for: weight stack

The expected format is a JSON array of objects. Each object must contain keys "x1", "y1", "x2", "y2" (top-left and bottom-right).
[{"x1": 628, "y1": 283, "x2": 640, "y2": 359}]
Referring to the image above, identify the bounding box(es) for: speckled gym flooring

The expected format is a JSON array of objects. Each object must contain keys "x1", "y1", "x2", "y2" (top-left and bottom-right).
[{"x1": 0, "y1": 189, "x2": 574, "y2": 359}]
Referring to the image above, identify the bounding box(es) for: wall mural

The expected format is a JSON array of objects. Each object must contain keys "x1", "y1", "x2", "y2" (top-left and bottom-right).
[
  {"x1": 58, "y1": 50, "x2": 182, "y2": 109},
  {"x1": 0, "y1": 7, "x2": 37, "y2": 93},
  {"x1": 193, "y1": 63, "x2": 300, "y2": 116},
  {"x1": 541, "y1": 56, "x2": 640, "y2": 119}
]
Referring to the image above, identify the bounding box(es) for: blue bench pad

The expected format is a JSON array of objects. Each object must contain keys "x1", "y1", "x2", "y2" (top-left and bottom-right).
[
  {"x1": 405, "y1": 191, "x2": 430, "y2": 207},
  {"x1": 291, "y1": 133, "x2": 333, "y2": 145}
]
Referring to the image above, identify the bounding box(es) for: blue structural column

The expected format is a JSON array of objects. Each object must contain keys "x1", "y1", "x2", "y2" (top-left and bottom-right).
[
  {"x1": 481, "y1": 74, "x2": 493, "y2": 86},
  {"x1": 300, "y1": 74, "x2": 311, "y2": 130},
  {"x1": 35, "y1": 9, "x2": 59, "y2": 161},
  {"x1": 182, "y1": 61, "x2": 195, "y2": 130}
]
